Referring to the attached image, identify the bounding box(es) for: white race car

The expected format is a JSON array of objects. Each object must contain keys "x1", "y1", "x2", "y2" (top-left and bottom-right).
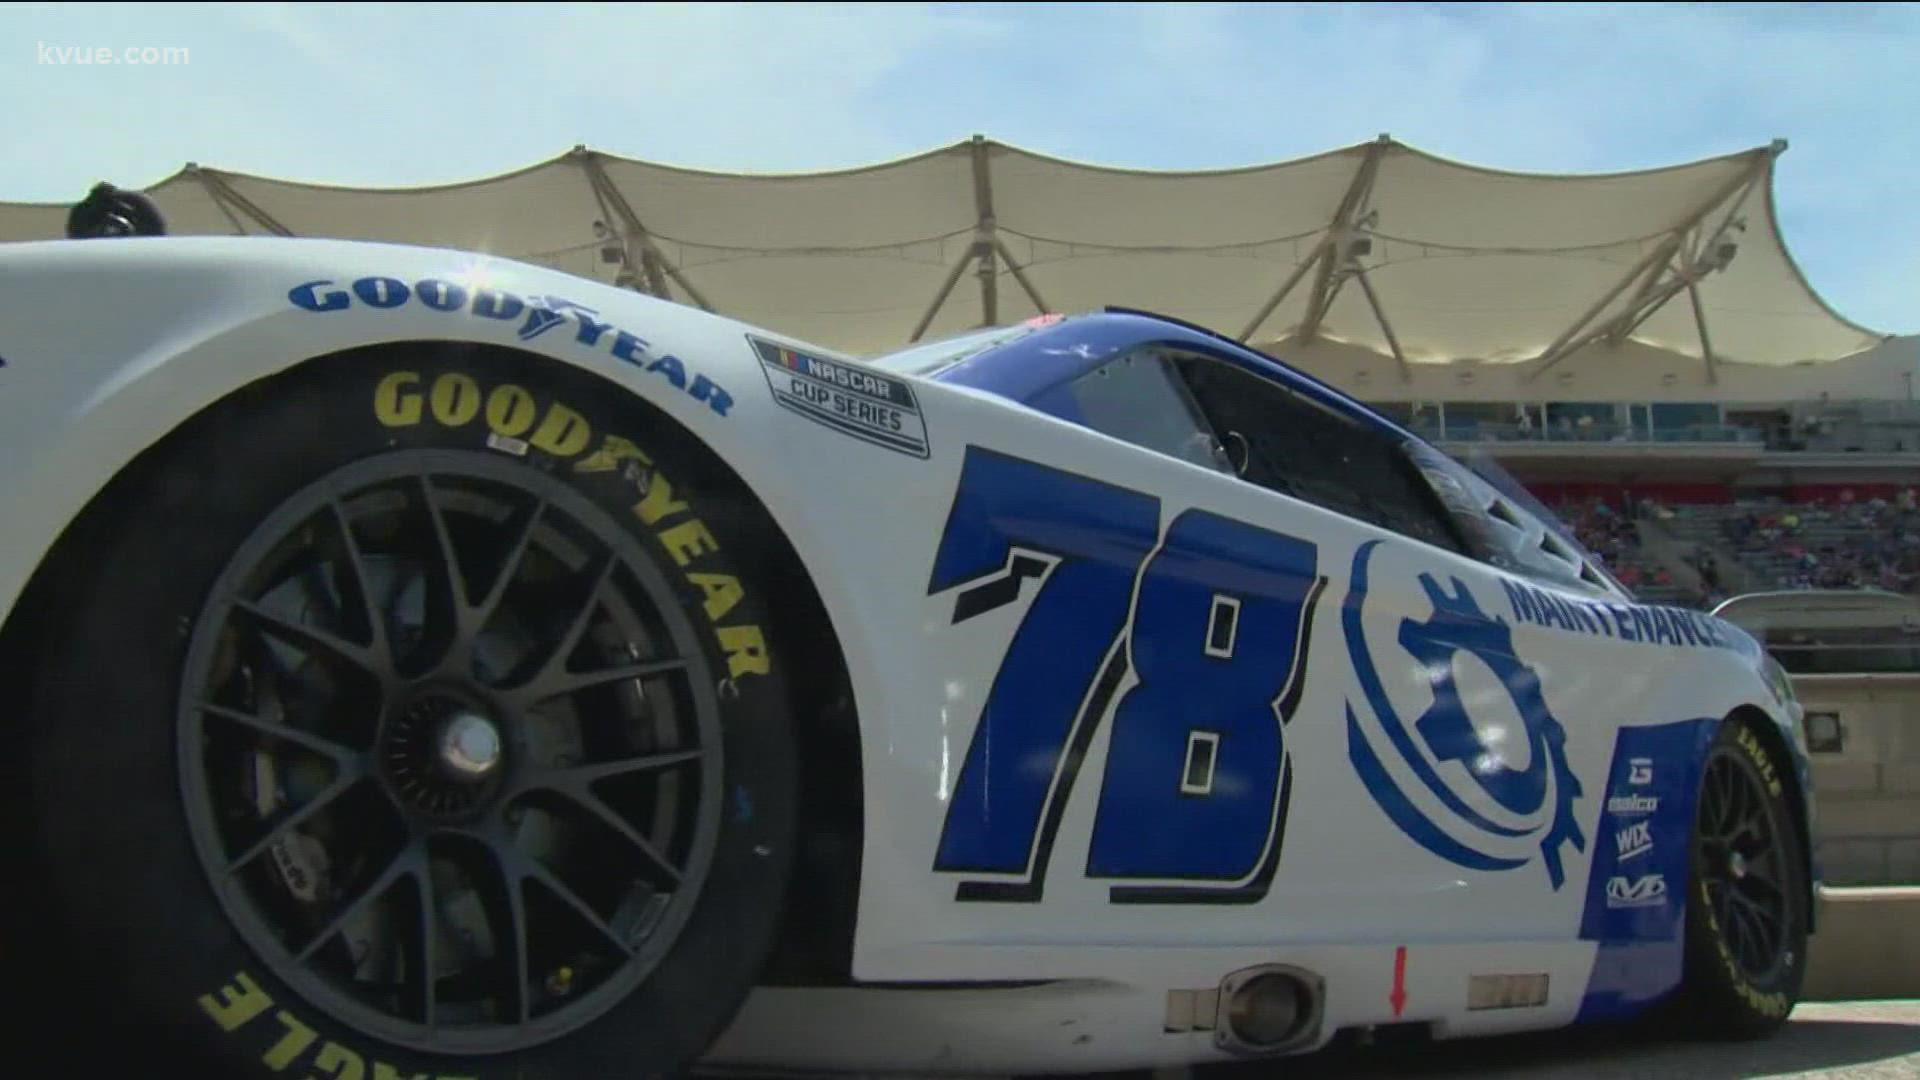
[{"x1": 0, "y1": 203, "x2": 1815, "y2": 1079}]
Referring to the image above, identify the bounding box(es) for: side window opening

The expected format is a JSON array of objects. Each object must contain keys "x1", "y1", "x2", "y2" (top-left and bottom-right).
[
  {"x1": 1052, "y1": 348, "x2": 1236, "y2": 476},
  {"x1": 1168, "y1": 354, "x2": 1467, "y2": 555}
]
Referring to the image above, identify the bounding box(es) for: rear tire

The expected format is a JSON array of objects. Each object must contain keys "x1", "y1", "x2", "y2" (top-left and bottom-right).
[
  {"x1": 18, "y1": 349, "x2": 798, "y2": 1078},
  {"x1": 1678, "y1": 717, "x2": 1808, "y2": 1039}
]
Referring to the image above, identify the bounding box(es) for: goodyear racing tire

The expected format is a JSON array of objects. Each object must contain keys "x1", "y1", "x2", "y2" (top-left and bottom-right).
[
  {"x1": 1677, "y1": 718, "x2": 1809, "y2": 1039},
  {"x1": 18, "y1": 347, "x2": 798, "y2": 1078}
]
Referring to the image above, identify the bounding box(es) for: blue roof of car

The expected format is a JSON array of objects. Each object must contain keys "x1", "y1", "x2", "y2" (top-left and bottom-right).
[{"x1": 932, "y1": 308, "x2": 1421, "y2": 445}]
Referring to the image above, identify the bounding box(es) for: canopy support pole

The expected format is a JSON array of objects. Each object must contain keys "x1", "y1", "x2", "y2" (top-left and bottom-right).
[
  {"x1": 995, "y1": 238, "x2": 1050, "y2": 315},
  {"x1": 1295, "y1": 134, "x2": 1392, "y2": 346},
  {"x1": 971, "y1": 135, "x2": 999, "y2": 328},
  {"x1": 1236, "y1": 235, "x2": 1329, "y2": 342},
  {"x1": 186, "y1": 165, "x2": 294, "y2": 236},
  {"x1": 1606, "y1": 154, "x2": 1774, "y2": 351},
  {"x1": 1614, "y1": 232, "x2": 1686, "y2": 316},
  {"x1": 1522, "y1": 242, "x2": 1679, "y2": 383},
  {"x1": 576, "y1": 148, "x2": 715, "y2": 311},
  {"x1": 911, "y1": 248, "x2": 975, "y2": 342},
  {"x1": 1352, "y1": 268, "x2": 1411, "y2": 382},
  {"x1": 1525, "y1": 139, "x2": 1784, "y2": 382},
  {"x1": 1581, "y1": 242, "x2": 1736, "y2": 361},
  {"x1": 578, "y1": 151, "x2": 669, "y2": 300}
]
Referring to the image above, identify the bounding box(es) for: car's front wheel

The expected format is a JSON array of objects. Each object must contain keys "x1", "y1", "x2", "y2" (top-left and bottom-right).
[
  {"x1": 1679, "y1": 717, "x2": 1809, "y2": 1038},
  {"x1": 17, "y1": 351, "x2": 798, "y2": 1078}
]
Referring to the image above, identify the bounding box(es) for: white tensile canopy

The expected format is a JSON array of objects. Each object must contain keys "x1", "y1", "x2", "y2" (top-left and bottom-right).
[{"x1": 0, "y1": 135, "x2": 1888, "y2": 377}]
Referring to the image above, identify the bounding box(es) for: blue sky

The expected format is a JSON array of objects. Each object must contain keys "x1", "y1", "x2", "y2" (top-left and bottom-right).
[{"x1": 5, "y1": 1, "x2": 1915, "y2": 333}]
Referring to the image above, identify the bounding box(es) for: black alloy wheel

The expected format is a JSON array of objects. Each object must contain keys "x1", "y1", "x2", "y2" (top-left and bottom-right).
[
  {"x1": 177, "y1": 452, "x2": 725, "y2": 1055},
  {"x1": 1695, "y1": 747, "x2": 1793, "y2": 986},
  {"x1": 1677, "y1": 719, "x2": 1808, "y2": 1038}
]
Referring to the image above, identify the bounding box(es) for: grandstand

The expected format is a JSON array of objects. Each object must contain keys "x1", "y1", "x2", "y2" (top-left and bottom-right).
[
  {"x1": 1369, "y1": 363, "x2": 1920, "y2": 612},
  {"x1": 1358, "y1": 353, "x2": 1920, "y2": 610}
]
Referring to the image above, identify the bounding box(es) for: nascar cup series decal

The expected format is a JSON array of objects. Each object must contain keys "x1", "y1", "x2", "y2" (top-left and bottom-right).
[
  {"x1": 1343, "y1": 540, "x2": 1586, "y2": 889},
  {"x1": 751, "y1": 336, "x2": 930, "y2": 458}
]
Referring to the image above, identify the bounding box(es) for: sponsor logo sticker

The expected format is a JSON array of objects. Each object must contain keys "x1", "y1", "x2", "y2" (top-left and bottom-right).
[
  {"x1": 1628, "y1": 756, "x2": 1653, "y2": 785},
  {"x1": 288, "y1": 276, "x2": 734, "y2": 416},
  {"x1": 1615, "y1": 819, "x2": 1653, "y2": 862},
  {"x1": 1605, "y1": 873, "x2": 1667, "y2": 909},
  {"x1": 1607, "y1": 793, "x2": 1659, "y2": 815},
  {"x1": 752, "y1": 335, "x2": 930, "y2": 458}
]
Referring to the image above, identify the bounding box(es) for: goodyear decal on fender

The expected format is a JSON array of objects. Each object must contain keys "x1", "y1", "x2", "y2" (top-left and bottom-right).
[
  {"x1": 289, "y1": 277, "x2": 734, "y2": 417},
  {"x1": 750, "y1": 335, "x2": 929, "y2": 458}
]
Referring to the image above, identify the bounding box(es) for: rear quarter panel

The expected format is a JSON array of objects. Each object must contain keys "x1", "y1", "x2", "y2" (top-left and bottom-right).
[{"x1": 816, "y1": 380, "x2": 1784, "y2": 983}]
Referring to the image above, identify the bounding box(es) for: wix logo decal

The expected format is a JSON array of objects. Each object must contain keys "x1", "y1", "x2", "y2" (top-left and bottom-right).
[{"x1": 1615, "y1": 820, "x2": 1653, "y2": 862}]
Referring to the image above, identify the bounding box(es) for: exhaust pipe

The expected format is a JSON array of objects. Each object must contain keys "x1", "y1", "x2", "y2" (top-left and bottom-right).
[{"x1": 1214, "y1": 964, "x2": 1324, "y2": 1055}]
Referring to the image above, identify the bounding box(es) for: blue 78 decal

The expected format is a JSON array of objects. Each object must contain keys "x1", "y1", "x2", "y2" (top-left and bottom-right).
[{"x1": 928, "y1": 446, "x2": 1328, "y2": 904}]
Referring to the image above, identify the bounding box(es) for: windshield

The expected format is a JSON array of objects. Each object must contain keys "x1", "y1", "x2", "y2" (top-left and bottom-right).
[{"x1": 863, "y1": 322, "x2": 1045, "y2": 377}]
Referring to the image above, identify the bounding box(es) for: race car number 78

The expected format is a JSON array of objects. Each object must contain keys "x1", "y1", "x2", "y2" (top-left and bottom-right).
[{"x1": 927, "y1": 447, "x2": 1328, "y2": 904}]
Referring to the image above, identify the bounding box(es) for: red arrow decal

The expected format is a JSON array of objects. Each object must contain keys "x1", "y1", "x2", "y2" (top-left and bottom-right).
[{"x1": 1389, "y1": 945, "x2": 1408, "y2": 1017}]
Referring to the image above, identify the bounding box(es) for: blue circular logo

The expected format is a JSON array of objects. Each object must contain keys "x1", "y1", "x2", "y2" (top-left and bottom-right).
[{"x1": 1342, "y1": 540, "x2": 1586, "y2": 889}]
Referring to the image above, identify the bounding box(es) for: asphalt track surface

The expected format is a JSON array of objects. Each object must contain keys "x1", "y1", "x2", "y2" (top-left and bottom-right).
[
  {"x1": 1185, "y1": 1001, "x2": 1920, "y2": 1080},
  {"x1": 17, "y1": 1001, "x2": 1919, "y2": 1077}
]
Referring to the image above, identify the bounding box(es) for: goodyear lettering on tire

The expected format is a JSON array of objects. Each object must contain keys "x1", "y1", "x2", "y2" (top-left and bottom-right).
[{"x1": 374, "y1": 371, "x2": 768, "y2": 680}]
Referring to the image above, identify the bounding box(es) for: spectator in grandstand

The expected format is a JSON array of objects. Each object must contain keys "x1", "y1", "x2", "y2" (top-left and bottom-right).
[
  {"x1": 1556, "y1": 496, "x2": 1664, "y2": 590},
  {"x1": 1716, "y1": 493, "x2": 1920, "y2": 597}
]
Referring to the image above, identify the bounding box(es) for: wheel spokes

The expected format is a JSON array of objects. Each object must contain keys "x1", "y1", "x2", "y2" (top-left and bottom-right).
[
  {"x1": 223, "y1": 771, "x2": 365, "y2": 876},
  {"x1": 518, "y1": 658, "x2": 692, "y2": 705},
  {"x1": 295, "y1": 840, "x2": 425, "y2": 963},
  {"x1": 198, "y1": 701, "x2": 365, "y2": 767},
  {"x1": 181, "y1": 453, "x2": 724, "y2": 1051},
  {"x1": 410, "y1": 855, "x2": 440, "y2": 1029},
  {"x1": 326, "y1": 499, "x2": 394, "y2": 671},
  {"x1": 471, "y1": 495, "x2": 548, "y2": 632},
  {"x1": 231, "y1": 597, "x2": 377, "y2": 675},
  {"x1": 488, "y1": 837, "x2": 637, "y2": 961},
  {"x1": 497, "y1": 552, "x2": 616, "y2": 697},
  {"x1": 511, "y1": 750, "x2": 702, "y2": 889},
  {"x1": 532, "y1": 749, "x2": 705, "y2": 790}
]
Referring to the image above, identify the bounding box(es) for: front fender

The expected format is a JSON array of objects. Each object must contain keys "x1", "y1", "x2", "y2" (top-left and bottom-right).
[{"x1": 0, "y1": 237, "x2": 847, "y2": 633}]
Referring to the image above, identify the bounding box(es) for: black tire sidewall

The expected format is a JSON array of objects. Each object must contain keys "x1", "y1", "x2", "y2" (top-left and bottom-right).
[
  {"x1": 23, "y1": 348, "x2": 798, "y2": 1079},
  {"x1": 1681, "y1": 718, "x2": 1808, "y2": 1037}
]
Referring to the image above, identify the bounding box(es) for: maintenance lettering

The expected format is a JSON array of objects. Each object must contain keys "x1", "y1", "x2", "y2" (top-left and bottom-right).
[{"x1": 1499, "y1": 579, "x2": 1750, "y2": 655}]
